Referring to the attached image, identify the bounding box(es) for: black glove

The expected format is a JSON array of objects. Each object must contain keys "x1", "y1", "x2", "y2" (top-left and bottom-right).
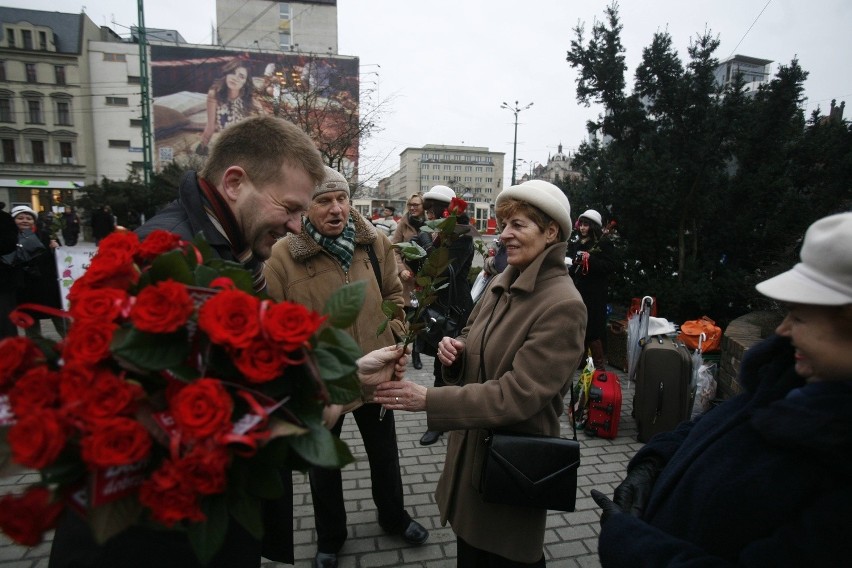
[
  {"x1": 612, "y1": 456, "x2": 663, "y2": 517},
  {"x1": 591, "y1": 489, "x2": 623, "y2": 527}
]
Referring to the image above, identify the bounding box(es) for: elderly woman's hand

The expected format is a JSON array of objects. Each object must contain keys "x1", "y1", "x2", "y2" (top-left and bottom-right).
[
  {"x1": 357, "y1": 345, "x2": 408, "y2": 385},
  {"x1": 374, "y1": 379, "x2": 428, "y2": 413},
  {"x1": 437, "y1": 337, "x2": 465, "y2": 367}
]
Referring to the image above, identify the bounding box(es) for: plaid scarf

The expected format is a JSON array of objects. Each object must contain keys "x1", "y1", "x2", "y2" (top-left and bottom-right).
[
  {"x1": 304, "y1": 216, "x2": 356, "y2": 272},
  {"x1": 197, "y1": 177, "x2": 267, "y2": 293}
]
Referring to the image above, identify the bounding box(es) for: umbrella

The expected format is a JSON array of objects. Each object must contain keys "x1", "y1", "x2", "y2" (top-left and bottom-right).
[
  {"x1": 689, "y1": 332, "x2": 706, "y2": 417},
  {"x1": 627, "y1": 296, "x2": 654, "y2": 383}
]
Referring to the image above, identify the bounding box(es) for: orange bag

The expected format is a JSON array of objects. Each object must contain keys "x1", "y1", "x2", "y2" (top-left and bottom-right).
[{"x1": 678, "y1": 316, "x2": 722, "y2": 352}]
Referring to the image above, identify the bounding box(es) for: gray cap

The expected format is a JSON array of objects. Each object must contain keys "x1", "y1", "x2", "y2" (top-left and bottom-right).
[{"x1": 314, "y1": 166, "x2": 350, "y2": 198}]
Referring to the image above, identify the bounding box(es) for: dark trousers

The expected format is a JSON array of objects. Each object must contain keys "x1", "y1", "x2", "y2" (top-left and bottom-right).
[
  {"x1": 310, "y1": 402, "x2": 410, "y2": 553},
  {"x1": 456, "y1": 536, "x2": 546, "y2": 568}
]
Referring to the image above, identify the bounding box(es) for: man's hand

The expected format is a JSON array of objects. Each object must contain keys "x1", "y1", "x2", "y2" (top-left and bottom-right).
[
  {"x1": 357, "y1": 345, "x2": 408, "y2": 386},
  {"x1": 613, "y1": 456, "x2": 663, "y2": 517},
  {"x1": 591, "y1": 489, "x2": 624, "y2": 527}
]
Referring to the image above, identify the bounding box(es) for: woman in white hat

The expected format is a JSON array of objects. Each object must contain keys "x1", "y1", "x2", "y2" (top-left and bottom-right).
[
  {"x1": 591, "y1": 211, "x2": 852, "y2": 566},
  {"x1": 567, "y1": 208, "x2": 615, "y2": 369},
  {"x1": 371, "y1": 180, "x2": 587, "y2": 566}
]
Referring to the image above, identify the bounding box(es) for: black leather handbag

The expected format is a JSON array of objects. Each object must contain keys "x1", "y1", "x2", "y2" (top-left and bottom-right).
[
  {"x1": 418, "y1": 265, "x2": 465, "y2": 357},
  {"x1": 477, "y1": 294, "x2": 581, "y2": 511}
]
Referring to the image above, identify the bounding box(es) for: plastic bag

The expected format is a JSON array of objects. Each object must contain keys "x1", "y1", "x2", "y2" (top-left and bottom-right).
[
  {"x1": 690, "y1": 362, "x2": 717, "y2": 419},
  {"x1": 570, "y1": 352, "x2": 595, "y2": 428}
]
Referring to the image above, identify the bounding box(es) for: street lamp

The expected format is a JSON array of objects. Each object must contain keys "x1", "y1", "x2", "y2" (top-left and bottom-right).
[{"x1": 500, "y1": 100, "x2": 534, "y2": 186}]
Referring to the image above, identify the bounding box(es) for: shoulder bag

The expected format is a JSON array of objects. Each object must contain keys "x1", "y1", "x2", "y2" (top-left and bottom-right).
[
  {"x1": 477, "y1": 293, "x2": 581, "y2": 512},
  {"x1": 418, "y1": 265, "x2": 465, "y2": 357}
]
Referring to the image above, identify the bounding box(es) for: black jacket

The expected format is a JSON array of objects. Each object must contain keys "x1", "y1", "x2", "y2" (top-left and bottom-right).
[{"x1": 567, "y1": 235, "x2": 614, "y2": 341}]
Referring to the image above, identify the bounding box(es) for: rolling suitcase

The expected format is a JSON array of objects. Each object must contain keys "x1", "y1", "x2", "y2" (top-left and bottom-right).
[
  {"x1": 633, "y1": 335, "x2": 692, "y2": 443},
  {"x1": 585, "y1": 370, "x2": 622, "y2": 439}
]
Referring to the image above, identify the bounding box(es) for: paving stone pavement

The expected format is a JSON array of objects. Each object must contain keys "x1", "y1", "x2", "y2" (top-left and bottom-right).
[{"x1": 0, "y1": 354, "x2": 641, "y2": 568}]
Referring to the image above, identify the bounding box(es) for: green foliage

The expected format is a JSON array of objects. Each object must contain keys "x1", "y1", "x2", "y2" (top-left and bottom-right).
[{"x1": 566, "y1": 4, "x2": 852, "y2": 325}]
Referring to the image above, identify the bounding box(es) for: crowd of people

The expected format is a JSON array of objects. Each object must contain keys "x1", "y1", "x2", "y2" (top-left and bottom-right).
[{"x1": 1, "y1": 112, "x2": 848, "y2": 567}]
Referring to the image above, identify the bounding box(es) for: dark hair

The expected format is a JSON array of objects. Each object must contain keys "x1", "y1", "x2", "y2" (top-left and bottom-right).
[
  {"x1": 214, "y1": 59, "x2": 255, "y2": 109},
  {"x1": 578, "y1": 217, "x2": 604, "y2": 242}
]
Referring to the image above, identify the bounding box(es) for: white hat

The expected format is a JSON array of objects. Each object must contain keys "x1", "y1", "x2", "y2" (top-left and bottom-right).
[
  {"x1": 755, "y1": 212, "x2": 852, "y2": 305},
  {"x1": 578, "y1": 209, "x2": 602, "y2": 227},
  {"x1": 11, "y1": 205, "x2": 37, "y2": 219},
  {"x1": 422, "y1": 185, "x2": 455, "y2": 203},
  {"x1": 496, "y1": 180, "x2": 572, "y2": 240},
  {"x1": 314, "y1": 166, "x2": 349, "y2": 198}
]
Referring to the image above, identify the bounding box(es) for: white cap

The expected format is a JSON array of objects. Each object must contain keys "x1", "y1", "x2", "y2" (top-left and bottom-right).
[
  {"x1": 496, "y1": 180, "x2": 572, "y2": 240},
  {"x1": 755, "y1": 212, "x2": 852, "y2": 305},
  {"x1": 578, "y1": 209, "x2": 602, "y2": 227},
  {"x1": 422, "y1": 185, "x2": 455, "y2": 203},
  {"x1": 11, "y1": 205, "x2": 37, "y2": 219}
]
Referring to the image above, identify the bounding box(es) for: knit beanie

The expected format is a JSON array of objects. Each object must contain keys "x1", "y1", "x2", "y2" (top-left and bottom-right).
[
  {"x1": 496, "y1": 180, "x2": 572, "y2": 240},
  {"x1": 11, "y1": 205, "x2": 38, "y2": 219},
  {"x1": 314, "y1": 166, "x2": 350, "y2": 198}
]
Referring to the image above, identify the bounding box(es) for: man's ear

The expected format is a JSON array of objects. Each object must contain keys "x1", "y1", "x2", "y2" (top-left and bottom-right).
[{"x1": 221, "y1": 166, "x2": 247, "y2": 202}]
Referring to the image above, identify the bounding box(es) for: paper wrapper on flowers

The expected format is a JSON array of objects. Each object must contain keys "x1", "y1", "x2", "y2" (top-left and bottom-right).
[
  {"x1": 0, "y1": 229, "x2": 367, "y2": 563},
  {"x1": 570, "y1": 353, "x2": 595, "y2": 429}
]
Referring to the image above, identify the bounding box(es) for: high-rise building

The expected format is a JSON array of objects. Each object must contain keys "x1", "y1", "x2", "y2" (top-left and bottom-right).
[
  {"x1": 215, "y1": 0, "x2": 338, "y2": 54},
  {"x1": 714, "y1": 54, "x2": 773, "y2": 94}
]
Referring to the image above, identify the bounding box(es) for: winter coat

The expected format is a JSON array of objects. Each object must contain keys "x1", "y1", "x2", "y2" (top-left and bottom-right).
[
  {"x1": 49, "y1": 171, "x2": 291, "y2": 568},
  {"x1": 90, "y1": 209, "x2": 115, "y2": 241},
  {"x1": 264, "y1": 209, "x2": 406, "y2": 412},
  {"x1": 598, "y1": 334, "x2": 852, "y2": 567},
  {"x1": 427, "y1": 242, "x2": 586, "y2": 563},
  {"x1": 11, "y1": 229, "x2": 62, "y2": 315},
  {"x1": 391, "y1": 213, "x2": 424, "y2": 308},
  {"x1": 568, "y1": 234, "x2": 615, "y2": 341}
]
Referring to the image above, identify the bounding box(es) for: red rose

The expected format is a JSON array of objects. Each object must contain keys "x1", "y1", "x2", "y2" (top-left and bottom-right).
[
  {"x1": 135, "y1": 230, "x2": 182, "y2": 262},
  {"x1": 197, "y1": 289, "x2": 261, "y2": 349},
  {"x1": 62, "y1": 322, "x2": 117, "y2": 364},
  {"x1": 138, "y1": 460, "x2": 205, "y2": 526},
  {"x1": 0, "y1": 487, "x2": 63, "y2": 547},
  {"x1": 73, "y1": 242, "x2": 139, "y2": 292},
  {"x1": 263, "y1": 301, "x2": 325, "y2": 351},
  {"x1": 8, "y1": 410, "x2": 66, "y2": 469},
  {"x1": 97, "y1": 231, "x2": 139, "y2": 255},
  {"x1": 448, "y1": 196, "x2": 468, "y2": 215},
  {"x1": 76, "y1": 367, "x2": 144, "y2": 426},
  {"x1": 233, "y1": 337, "x2": 284, "y2": 383},
  {"x1": 0, "y1": 337, "x2": 43, "y2": 391},
  {"x1": 68, "y1": 287, "x2": 128, "y2": 323},
  {"x1": 177, "y1": 445, "x2": 229, "y2": 495},
  {"x1": 58, "y1": 362, "x2": 96, "y2": 416},
  {"x1": 170, "y1": 378, "x2": 233, "y2": 440},
  {"x1": 80, "y1": 416, "x2": 152, "y2": 467},
  {"x1": 8, "y1": 366, "x2": 61, "y2": 415},
  {"x1": 130, "y1": 280, "x2": 195, "y2": 333}
]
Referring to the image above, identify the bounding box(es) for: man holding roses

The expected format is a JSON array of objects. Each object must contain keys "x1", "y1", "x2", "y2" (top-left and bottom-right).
[{"x1": 264, "y1": 166, "x2": 429, "y2": 568}]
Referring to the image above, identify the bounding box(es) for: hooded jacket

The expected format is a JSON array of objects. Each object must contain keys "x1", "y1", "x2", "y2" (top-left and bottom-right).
[
  {"x1": 427, "y1": 242, "x2": 586, "y2": 563},
  {"x1": 599, "y1": 334, "x2": 852, "y2": 567}
]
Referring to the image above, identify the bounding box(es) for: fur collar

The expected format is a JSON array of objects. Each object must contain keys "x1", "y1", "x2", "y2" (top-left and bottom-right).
[{"x1": 287, "y1": 208, "x2": 377, "y2": 262}]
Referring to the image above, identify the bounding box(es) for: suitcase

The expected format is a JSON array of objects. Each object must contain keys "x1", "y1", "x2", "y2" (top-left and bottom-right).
[
  {"x1": 633, "y1": 335, "x2": 692, "y2": 443},
  {"x1": 606, "y1": 319, "x2": 628, "y2": 371},
  {"x1": 585, "y1": 370, "x2": 622, "y2": 439}
]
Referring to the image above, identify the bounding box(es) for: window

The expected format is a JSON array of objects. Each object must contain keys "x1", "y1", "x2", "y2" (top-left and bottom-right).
[
  {"x1": 27, "y1": 99, "x2": 42, "y2": 124},
  {"x1": 56, "y1": 101, "x2": 71, "y2": 125},
  {"x1": 0, "y1": 97, "x2": 12, "y2": 122},
  {"x1": 279, "y1": 2, "x2": 291, "y2": 18},
  {"x1": 102, "y1": 53, "x2": 126, "y2": 62},
  {"x1": 31, "y1": 140, "x2": 45, "y2": 164},
  {"x1": 25, "y1": 63, "x2": 36, "y2": 83},
  {"x1": 279, "y1": 3, "x2": 291, "y2": 50},
  {"x1": 0, "y1": 61, "x2": 5, "y2": 82},
  {"x1": 22, "y1": 30, "x2": 32, "y2": 50},
  {"x1": 108, "y1": 139, "x2": 131, "y2": 148},
  {"x1": 59, "y1": 141, "x2": 73, "y2": 163},
  {"x1": 5, "y1": 29, "x2": 14, "y2": 48},
  {"x1": 38, "y1": 31, "x2": 47, "y2": 50},
  {"x1": 127, "y1": 75, "x2": 141, "y2": 84},
  {"x1": 105, "y1": 97, "x2": 129, "y2": 106},
  {"x1": 2, "y1": 139, "x2": 16, "y2": 162},
  {"x1": 54, "y1": 66, "x2": 65, "y2": 85},
  {"x1": 130, "y1": 118, "x2": 143, "y2": 127}
]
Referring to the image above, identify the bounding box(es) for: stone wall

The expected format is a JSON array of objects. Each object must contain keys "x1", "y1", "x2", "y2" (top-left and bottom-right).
[{"x1": 717, "y1": 310, "x2": 784, "y2": 399}]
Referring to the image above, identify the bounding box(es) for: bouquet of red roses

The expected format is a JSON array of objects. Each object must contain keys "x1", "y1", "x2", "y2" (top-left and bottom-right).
[{"x1": 0, "y1": 229, "x2": 365, "y2": 561}]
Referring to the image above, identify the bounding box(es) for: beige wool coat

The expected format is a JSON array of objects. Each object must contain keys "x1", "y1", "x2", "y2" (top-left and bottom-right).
[
  {"x1": 391, "y1": 213, "x2": 422, "y2": 308},
  {"x1": 427, "y1": 242, "x2": 586, "y2": 563},
  {"x1": 264, "y1": 209, "x2": 406, "y2": 411}
]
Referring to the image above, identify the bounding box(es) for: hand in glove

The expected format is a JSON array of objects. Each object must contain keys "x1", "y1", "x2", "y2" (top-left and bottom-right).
[
  {"x1": 613, "y1": 456, "x2": 663, "y2": 517},
  {"x1": 591, "y1": 489, "x2": 624, "y2": 526}
]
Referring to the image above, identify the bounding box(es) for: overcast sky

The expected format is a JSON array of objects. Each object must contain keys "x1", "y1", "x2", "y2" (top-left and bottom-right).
[{"x1": 9, "y1": 0, "x2": 852, "y2": 187}]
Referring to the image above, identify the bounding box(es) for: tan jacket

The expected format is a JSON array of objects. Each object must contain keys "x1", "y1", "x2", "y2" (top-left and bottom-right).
[
  {"x1": 264, "y1": 209, "x2": 406, "y2": 412},
  {"x1": 390, "y1": 213, "x2": 422, "y2": 308},
  {"x1": 427, "y1": 242, "x2": 586, "y2": 563}
]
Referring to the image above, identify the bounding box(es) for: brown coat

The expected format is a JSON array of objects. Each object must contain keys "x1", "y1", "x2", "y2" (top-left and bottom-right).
[
  {"x1": 264, "y1": 209, "x2": 406, "y2": 412},
  {"x1": 427, "y1": 242, "x2": 586, "y2": 563},
  {"x1": 391, "y1": 213, "x2": 422, "y2": 308}
]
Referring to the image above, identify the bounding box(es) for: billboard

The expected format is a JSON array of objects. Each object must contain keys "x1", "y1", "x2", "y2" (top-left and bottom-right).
[{"x1": 150, "y1": 45, "x2": 360, "y2": 172}]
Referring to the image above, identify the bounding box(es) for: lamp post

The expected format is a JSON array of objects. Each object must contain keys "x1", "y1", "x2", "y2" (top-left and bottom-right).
[{"x1": 501, "y1": 100, "x2": 533, "y2": 186}]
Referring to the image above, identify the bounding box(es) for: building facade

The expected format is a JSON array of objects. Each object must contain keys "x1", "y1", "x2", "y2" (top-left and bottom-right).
[{"x1": 714, "y1": 54, "x2": 773, "y2": 94}]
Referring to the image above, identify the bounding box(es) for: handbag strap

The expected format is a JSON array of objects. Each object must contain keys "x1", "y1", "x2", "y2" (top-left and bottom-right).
[{"x1": 365, "y1": 245, "x2": 382, "y2": 290}]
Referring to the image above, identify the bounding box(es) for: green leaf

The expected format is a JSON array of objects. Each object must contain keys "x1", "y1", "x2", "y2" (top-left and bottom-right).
[
  {"x1": 192, "y1": 232, "x2": 216, "y2": 263},
  {"x1": 193, "y1": 264, "x2": 220, "y2": 288},
  {"x1": 323, "y1": 281, "x2": 365, "y2": 328},
  {"x1": 149, "y1": 249, "x2": 194, "y2": 285},
  {"x1": 394, "y1": 241, "x2": 427, "y2": 260},
  {"x1": 375, "y1": 318, "x2": 388, "y2": 337},
  {"x1": 313, "y1": 346, "x2": 358, "y2": 380},
  {"x1": 317, "y1": 327, "x2": 362, "y2": 361},
  {"x1": 88, "y1": 496, "x2": 144, "y2": 545},
  {"x1": 112, "y1": 328, "x2": 190, "y2": 371},
  {"x1": 325, "y1": 373, "x2": 361, "y2": 405},
  {"x1": 289, "y1": 424, "x2": 354, "y2": 469},
  {"x1": 227, "y1": 463, "x2": 264, "y2": 540},
  {"x1": 188, "y1": 493, "x2": 229, "y2": 565}
]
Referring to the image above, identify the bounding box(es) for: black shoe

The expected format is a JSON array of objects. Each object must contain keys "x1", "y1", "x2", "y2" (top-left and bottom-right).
[
  {"x1": 313, "y1": 551, "x2": 338, "y2": 568},
  {"x1": 412, "y1": 352, "x2": 423, "y2": 370},
  {"x1": 419, "y1": 430, "x2": 442, "y2": 446},
  {"x1": 400, "y1": 520, "x2": 429, "y2": 545}
]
